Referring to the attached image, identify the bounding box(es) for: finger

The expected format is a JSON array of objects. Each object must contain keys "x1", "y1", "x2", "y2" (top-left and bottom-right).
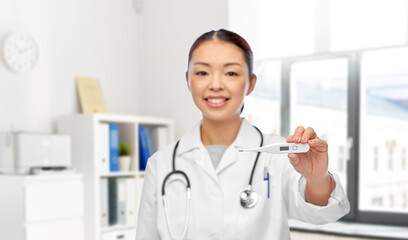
[
  {"x1": 310, "y1": 132, "x2": 317, "y2": 139},
  {"x1": 286, "y1": 135, "x2": 294, "y2": 143},
  {"x1": 301, "y1": 127, "x2": 315, "y2": 143},
  {"x1": 288, "y1": 153, "x2": 301, "y2": 167},
  {"x1": 308, "y1": 138, "x2": 328, "y2": 152},
  {"x1": 292, "y1": 126, "x2": 305, "y2": 143}
]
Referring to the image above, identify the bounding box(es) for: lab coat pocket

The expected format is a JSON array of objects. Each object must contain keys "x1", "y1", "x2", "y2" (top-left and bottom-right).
[
  {"x1": 237, "y1": 181, "x2": 267, "y2": 236},
  {"x1": 238, "y1": 176, "x2": 278, "y2": 240}
]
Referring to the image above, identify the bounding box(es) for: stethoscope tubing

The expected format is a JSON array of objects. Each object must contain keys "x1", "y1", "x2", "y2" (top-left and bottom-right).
[
  {"x1": 162, "y1": 185, "x2": 191, "y2": 240},
  {"x1": 161, "y1": 125, "x2": 263, "y2": 239},
  {"x1": 162, "y1": 140, "x2": 191, "y2": 240},
  {"x1": 248, "y1": 126, "x2": 263, "y2": 186}
]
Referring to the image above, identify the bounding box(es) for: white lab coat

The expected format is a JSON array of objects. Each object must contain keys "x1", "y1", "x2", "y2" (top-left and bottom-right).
[{"x1": 136, "y1": 119, "x2": 350, "y2": 240}]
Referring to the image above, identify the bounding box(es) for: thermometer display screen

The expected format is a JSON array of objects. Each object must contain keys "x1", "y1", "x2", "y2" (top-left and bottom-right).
[{"x1": 280, "y1": 146, "x2": 290, "y2": 151}]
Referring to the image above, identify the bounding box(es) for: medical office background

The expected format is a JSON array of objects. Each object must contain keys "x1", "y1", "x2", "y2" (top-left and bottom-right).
[{"x1": 1, "y1": 0, "x2": 408, "y2": 239}]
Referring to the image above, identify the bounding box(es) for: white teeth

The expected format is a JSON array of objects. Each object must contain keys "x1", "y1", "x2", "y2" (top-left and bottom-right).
[{"x1": 208, "y1": 98, "x2": 226, "y2": 104}]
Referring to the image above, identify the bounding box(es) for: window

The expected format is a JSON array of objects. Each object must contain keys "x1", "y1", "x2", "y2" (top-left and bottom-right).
[
  {"x1": 230, "y1": 0, "x2": 408, "y2": 227},
  {"x1": 388, "y1": 148, "x2": 394, "y2": 171},
  {"x1": 338, "y1": 146, "x2": 344, "y2": 173},
  {"x1": 242, "y1": 61, "x2": 281, "y2": 134},
  {"x1": 360, "y1": 48, "x2": 408, "y2": 215},
  {"x1": 289, "y1": 58, "x2": 349, "y2": 188},
  {"x1": 390, "y1": 195, "x2": 395, "y2": 208},
  {"x1": 373, "y1": 147, "x2": 379, "y2": 172},
  {"x1": 240, "y1": 49, "x2": 408, "y2": 224},
  {"x1": 371, "y1": 197, "x2": 383, "y2": 207}
]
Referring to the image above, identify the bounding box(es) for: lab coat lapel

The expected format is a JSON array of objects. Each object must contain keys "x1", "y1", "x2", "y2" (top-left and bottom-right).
[
  {"x1": 178, "y1": 121, "x2": 219, "y2": 184},
  {"x1": 193, "y1": 146, "x2": 219, "y2": 183},
  {"x1": 216, "y1": 119, "x2": 262, "y2": 174},
  {"x1": 216, "y1": 146, "x2": 239, "y2": 174}
]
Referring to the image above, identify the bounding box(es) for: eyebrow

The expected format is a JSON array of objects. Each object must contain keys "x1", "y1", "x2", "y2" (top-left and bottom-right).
[
  {"x1": 194, "y1": 62, "x2": 242, "y2": 67},
  {"x1": 194, "y1": 62, "x2": 210, "y2": 66},
  {"x1": 224, "y1": 62, "x2": 242, "y2": 67}
]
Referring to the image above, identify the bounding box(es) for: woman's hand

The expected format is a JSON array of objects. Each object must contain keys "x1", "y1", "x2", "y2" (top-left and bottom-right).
[
  {"x1": 286, "y1": 126, "x2": 328, "y2": 179},
  {"x1": 286, "y1": 126, "x2": 335, "y2": 206}
]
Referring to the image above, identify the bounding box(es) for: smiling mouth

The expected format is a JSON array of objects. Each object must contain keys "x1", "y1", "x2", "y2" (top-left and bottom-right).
[
  {"x1": 204, "y1": 97, "x2": 230, "y2": 107},
  {"x1": 206, "y1": 98, "x2": 228, "y2": 104}
]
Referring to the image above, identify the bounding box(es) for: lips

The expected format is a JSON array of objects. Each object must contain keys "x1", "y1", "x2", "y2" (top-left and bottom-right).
[{"x1": 204, "y1": 96, "x2": 229, "y2": 108}]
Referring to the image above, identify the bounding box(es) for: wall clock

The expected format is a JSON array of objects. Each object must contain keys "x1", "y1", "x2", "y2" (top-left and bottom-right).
[{"x1": 2, "y1": 32, "x2": 39, "y2": 73}]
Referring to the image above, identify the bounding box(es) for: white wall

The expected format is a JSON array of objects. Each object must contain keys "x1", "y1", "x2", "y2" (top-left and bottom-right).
[
  {"x1": 0, "y1": 0, "x2": 139, "y2": 133},
  {"x1": 137, "y1": 0, "x2": 229, "y2": 139},
  {"x1": 0, "y1": 0, "x2": 229, "y2": 138}
]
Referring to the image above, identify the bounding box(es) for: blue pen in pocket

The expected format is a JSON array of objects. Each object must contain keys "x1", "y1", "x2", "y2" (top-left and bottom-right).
[{"x1": 264, "y1": 167, "x2": 270, "y2": 199}]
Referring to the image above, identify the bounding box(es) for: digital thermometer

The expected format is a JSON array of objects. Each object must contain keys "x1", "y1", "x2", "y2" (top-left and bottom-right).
[{"x1": 238, "y1": 143, "x2": 310, "y2": 154}]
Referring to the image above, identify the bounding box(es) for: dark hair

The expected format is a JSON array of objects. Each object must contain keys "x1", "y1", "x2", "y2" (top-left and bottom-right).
[{"x1": 187, "y1": 29, "x2": 254, "y2": 78}]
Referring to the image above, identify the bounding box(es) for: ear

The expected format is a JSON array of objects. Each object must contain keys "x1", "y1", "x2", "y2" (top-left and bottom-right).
[
  {"x1": 246, "y1": 74, "x2": 257, "y2": 96},
  {"x1": 186, "y1": 71, "x2": 191, "y2": 91}
]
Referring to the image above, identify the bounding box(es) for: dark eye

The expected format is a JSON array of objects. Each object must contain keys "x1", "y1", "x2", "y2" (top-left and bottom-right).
[
  {"x1": 226, "y1": 72, "x2": 238, "y2": 76},
  {"x1": 196, "y1": 71, "x2": 208, "y2": 76}
]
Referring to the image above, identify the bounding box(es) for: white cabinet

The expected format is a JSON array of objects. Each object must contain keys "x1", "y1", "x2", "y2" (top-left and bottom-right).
[
  {"x1": 0, "y1": 174, "x2": 84, "y2": 240},
  {"x1": 57, "y1": 113, "x2": 174, "y2": 240},
  {"x1": 101, "y1": 229, "x2": 136, "y2": 240}
]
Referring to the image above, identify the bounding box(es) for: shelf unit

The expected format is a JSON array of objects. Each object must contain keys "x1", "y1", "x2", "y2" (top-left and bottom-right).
[{"x1": 57, "y1": 113, "x2": 174, "y2": 240}]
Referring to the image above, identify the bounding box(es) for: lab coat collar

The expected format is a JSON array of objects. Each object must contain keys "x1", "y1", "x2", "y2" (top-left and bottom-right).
[
  {"x1": 177, "y1": 118, "x2": 262, "y2": 157},
  {"x1": 177, "y1": 118, "x2": 263, "y2": 181},
  {"x1": 231, "y1": 118, "x2": 262, "y2": 149},
  {"x1": 177, "y1": 121, "x2": 203, "y2": 155},
  {"x1": 216, "y1": 118, "x2": 262, "y2": 173}
]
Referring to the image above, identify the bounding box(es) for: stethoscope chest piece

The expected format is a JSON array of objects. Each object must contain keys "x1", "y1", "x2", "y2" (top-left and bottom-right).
[{"x1": 240, "y1": 189, "x2": 259, "y2": 208}]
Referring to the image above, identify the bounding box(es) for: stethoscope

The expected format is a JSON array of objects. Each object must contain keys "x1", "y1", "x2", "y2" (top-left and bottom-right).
[{"x1": 161, "y1": 126, "x2": 263, "y2": 240}]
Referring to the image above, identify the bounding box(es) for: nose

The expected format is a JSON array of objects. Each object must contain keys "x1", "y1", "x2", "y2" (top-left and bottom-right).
[{"x1": 208, "y1": 73, "x2": 224, "y2": 90}]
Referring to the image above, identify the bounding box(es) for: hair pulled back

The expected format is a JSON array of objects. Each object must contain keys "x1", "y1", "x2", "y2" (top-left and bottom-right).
[{"x1": 187, "y1": 29, "x2": 254, "y2": 79}]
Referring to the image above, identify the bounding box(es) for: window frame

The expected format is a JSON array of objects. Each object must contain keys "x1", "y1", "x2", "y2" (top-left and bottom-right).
[{"x1": 262, "y1": 48, "x2": 408, "y2": 227}]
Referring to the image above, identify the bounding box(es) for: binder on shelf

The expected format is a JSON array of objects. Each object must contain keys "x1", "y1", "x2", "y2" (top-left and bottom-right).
[
  {"x1": 99, "y1": 123, "x2": 110, "y2": 173},
  {"x1": 139, "y1": 125, "x2": 153, "y2": 171},
  {"x1": 151, "y1": 127, "x2": 168, "y2": 151},
  {"x1": 125, "y1": 177, "x2": 136, "y2": 226},
  {"x1": 117, "y1": 178, "x2": 127, "y2": 225},
  {"x1": 108, "y1": 178, "x2": 118, "y2": 225},
  {"x1": 108, "y1": 177, "x2": 127, "y2": 226},
  {"x1": 109, "y1": 123, "x2": 119, "y2": 172},
  {"x1": 100, "y1": 178, "x2": 109, "y2": 227},
  {"x1": 144, "y1": 127, "x2": 154, "y2": 156}
]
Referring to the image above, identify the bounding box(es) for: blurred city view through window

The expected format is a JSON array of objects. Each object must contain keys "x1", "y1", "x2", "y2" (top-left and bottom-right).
[
  {"x1": 233, "y1": 0, "x2": 408, "y2": 224},
  {"x1": 243, "y1": 50, "x2": 408, "y2": 213},
  {"x1": 290, "y1": 58, "x2": 349, "y2": 193},
  {"x1": 360, "y1": 48, "x2": 408, "y2": 212}
]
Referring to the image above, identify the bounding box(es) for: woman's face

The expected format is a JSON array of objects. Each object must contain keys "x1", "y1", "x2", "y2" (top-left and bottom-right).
[{"x1": 187, "y1": 40, "x2": 256, "y2": 122}]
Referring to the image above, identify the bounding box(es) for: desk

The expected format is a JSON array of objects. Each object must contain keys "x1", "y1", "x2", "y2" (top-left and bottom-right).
[{"x1": 289, "y1": 219, "x2": 408, "y2": 240}]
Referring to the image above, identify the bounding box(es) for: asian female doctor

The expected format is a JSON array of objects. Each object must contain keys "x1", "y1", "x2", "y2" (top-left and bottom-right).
[{"x1": 136, "y1": 29, "x2": 350, "y2": 240}]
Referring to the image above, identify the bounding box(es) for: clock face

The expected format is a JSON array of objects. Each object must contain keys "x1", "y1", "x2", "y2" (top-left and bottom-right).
[{"x1": 2, "y1": 32, "x2": 39, "y2": 73}]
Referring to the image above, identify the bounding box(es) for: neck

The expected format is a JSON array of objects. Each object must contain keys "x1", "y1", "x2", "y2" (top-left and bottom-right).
[{"x1": 201, "y1": 117, "x2": 242, "y2": 146}]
